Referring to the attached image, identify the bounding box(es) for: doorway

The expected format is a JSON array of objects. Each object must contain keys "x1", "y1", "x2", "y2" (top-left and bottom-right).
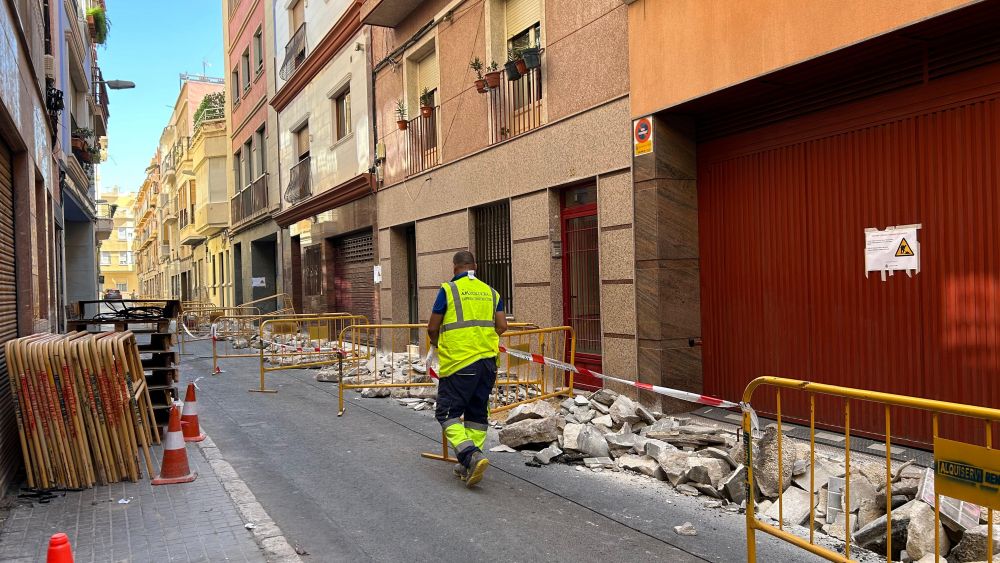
[
  {"x1": 561, "y1": 184, "x2": 602, "y2": 390},
  {"x1": 290, "y1": 235, "x2": 303, "y2": 313},
  {"x1": 405, "y1": 224, "x2": 417, "y2": 324}
]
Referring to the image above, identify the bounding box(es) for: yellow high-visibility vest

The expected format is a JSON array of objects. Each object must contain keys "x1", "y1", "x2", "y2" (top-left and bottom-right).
[{"x1": 437, "y1": 274, "x2": 499, "y2": 376}]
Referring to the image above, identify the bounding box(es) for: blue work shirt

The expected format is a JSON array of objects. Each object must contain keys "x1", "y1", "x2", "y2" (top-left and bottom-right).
[{"x1": 432, "y1": 271, "x2": 504, "y2": 314}]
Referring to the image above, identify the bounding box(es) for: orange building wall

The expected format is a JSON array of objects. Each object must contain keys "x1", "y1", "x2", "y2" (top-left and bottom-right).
[{"x1": 627, "y1": 0, "x2": 976, "y2": 117}]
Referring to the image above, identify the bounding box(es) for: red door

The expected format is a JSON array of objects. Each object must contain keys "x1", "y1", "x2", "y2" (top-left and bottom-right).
[{"x1": 561, "y1": 186, "x2": 602, "y2": 390}]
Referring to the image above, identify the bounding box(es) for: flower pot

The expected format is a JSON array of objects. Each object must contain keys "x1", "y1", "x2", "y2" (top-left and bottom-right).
[
  {"x1": 474, "y1": 79, "x2": 487, "y2": 93},
  {"x1": 87, "y1": 14, "x2": 96, "y2": 37},
  {"x1": 397, "y1": 120, "x2": 408, "y2": 131},
  {"x1": 522, "y1": 47, "x2": 541, "y2": 69},
  {"x1": 484, "y1": 71, "x2": 501, "y2": 89},
  {"x1": 420, "y1": 106, "x2": 434, "y2": 118},
  {"x1": 504, "y1": 60, "x2": 522, "y2": 81},
  {"x1": 75, "y1": 147, "x2": 91, "y2": 163},
  {"x1": 515, "y1": 59, "x2": 527, "y2": 75},
  {"x1": 71, "y1": 137, "x2": 87, "y2": 152}
]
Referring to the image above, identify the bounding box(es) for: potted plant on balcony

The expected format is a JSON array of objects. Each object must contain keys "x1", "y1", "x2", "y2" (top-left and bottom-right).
[
  {"x1": 71, "y1": 127, "x2": 93, "y2": 159},
  {"x1": 86, "y1": 6, "x2": 110, "y2": 45},
  {"x1": 484, "y1": 61, "x2": 502, "y2": 89},
  {"x1": 469, "y1": 57, "x2": 486, "y2": 93},
  {"x1": 419, "y1": 88, "x2": 434, "y2": 118},
  {"x1": 522, "y1": 43, "x2": 542, "y2": 70},
  {"x1": 89, "y1": 144, "x2": 102, "y2": 164},
  {"x1": 395, "y1": 100, "x2": 408, "y2": 130},
  {"x1": 505, "y1": 47, "x2": 524, "y2": 81}
]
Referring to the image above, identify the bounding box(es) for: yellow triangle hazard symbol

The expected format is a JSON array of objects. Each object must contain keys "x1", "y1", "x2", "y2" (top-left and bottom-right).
[{"x1": 895, "y1": 238, "x2": 914, "y2": 257}]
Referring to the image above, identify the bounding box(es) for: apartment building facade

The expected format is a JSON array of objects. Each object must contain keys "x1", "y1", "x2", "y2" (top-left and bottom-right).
[
  {"x1": 134, "y1": 157, "x2": 162, "y2": 297},
  {"x1": 97, "y1": 185, "x2": 137, "y2": 297},
  {"x1": 270, "y1": 0, "x2": 375, "y2": 318},
  {"x1": 224, "y1": 0, "x2": 282, "y2": 310},
  {"x1": 628, "y1": 0, "x2": 1000, "y2": 441},
  {"x1": 366, "y1": 0, "x2": 635, "y2": 389}
]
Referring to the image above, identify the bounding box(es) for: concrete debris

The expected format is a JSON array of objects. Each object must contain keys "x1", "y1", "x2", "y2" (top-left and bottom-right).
[
  {"x1": 534, "y1": 445, "x2": 563, "y2": 465},
  {"x1": 856, "y1": 498, "x2": 885, "y2": 529},
  {"x1": 657, "y1": 451, "x2": 693, "y2": 486},
  {"x1": 753, "y1": 427, "x2": 795, "y2": 498},
  {"x1": 617, "y1": 454, "x2": 666, "y2": 479},
  {"x1": 572, "y1": 404, "x2": 597, "y2": 424},
  {"x1": 635, "y1": 405, "x2": 657, "y2": 425},
  {"x1": 361, "y1": 387, "x2": 391, "y2": 398},
  {"x1": 589, "y1": 388, "x2": 619, "y2": 406},
  {"x1": 676, "y1": 484, "x2": 700, "y2": 496},
  {"x1": 643, "y1": 438, "x2": 677, "y2": 460},
  {"x1": 591, "y1": 414, "x2": 614, "y2": 428},
  {"x1": 686, "y1": 458, "x2": 729, "y2": 487},
  {"x1": 498, "y1": 417, "x2": 561, "y2": 449},
  {"x1": 506, "y1": 401, "x2": 559, "y2": 424},
  {"x1": 948, "y1": 524, "x2": 1000, "y2": 562},
  {"x1": 694, "y1": 483, "x2": 723, "y2": 499},
  {"x1": 763, "y1": 488, "x2": 815, "y2": 527},
  {"x1": 574, "y1": 425, "x2": 611, "y2": 458},
  {"x1": 852, "y1": 500, "x2": 915, "y2": 556},
  {"x1": 590, "y1": 400, "x2": 611, "y2": 415},
  {"x1": 584, "y1": 457, "x2": 615, "y2": 469},
  {"x1": 489, "y1": 445, "x2": 517, "y2": 453},
  {"x1": 699, "y1": 447, "x2": 737, "y2": 469},
  {"x1": 720, "y1": 465, "x2": 747, "y2": 505},
  {"x1": 609, "y1": 395, "x2": 641, "y2": 426},
  {"x1": 573, "y1": 395, "x2": 590, "y2": 406},
  {"x1": 673, "y1": 522, "x2": 698, "y2": 536},
  {"x1": 907, "y1": 500, "x2": 951, "y2": 560}
]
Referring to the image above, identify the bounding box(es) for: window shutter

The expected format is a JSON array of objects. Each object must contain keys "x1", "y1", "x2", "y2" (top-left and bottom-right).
[
  {"x1": 505, "y1": 0, "x2": 540, "y2": 40},
  {"x1": 416, "y1": 52, "x2": 439, "y2": 100}
]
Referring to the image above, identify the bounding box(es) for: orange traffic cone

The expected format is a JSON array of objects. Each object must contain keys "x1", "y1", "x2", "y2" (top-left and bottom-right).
[
  {"x1": 152, "y1": 405, "x2": 197, "y2": 485},
  {"x1": 47, "y1": 532, "x2": 74, "y2": 562},
  {"x1": 180, "y1": 383, "x2": 206, "y2": 442}
]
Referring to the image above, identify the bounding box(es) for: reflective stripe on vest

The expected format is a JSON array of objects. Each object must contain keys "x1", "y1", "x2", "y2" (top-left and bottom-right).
[
  {"x1": 441, "y1": 281, "x2": 498, "y2": 332},
  {"x1": 437, "y1": 276, "x2": 500, "y2": 376}
]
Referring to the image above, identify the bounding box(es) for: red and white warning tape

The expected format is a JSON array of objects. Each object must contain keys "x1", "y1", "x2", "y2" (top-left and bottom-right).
[{"x1": 498, "y1": 345, "x2": 741, "y2": 410}]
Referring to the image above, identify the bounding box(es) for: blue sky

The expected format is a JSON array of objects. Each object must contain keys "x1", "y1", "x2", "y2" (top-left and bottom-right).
[{"x1": 98, "y1": 0, "x2": 224, "y2": 193}]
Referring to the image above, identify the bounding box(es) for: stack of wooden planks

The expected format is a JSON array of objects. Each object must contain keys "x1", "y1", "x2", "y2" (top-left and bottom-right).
[{"x1": 3, "y1": 331, "x2": 160, "y2": 490}]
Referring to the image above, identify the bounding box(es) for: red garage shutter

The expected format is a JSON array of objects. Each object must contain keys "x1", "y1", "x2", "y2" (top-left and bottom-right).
[
  {"x1": 333, "y1": 231, "x2": 375, "y2": 323},
  {"x1": 699, "y1": 62, "x2": 1000, "y2": 447}
]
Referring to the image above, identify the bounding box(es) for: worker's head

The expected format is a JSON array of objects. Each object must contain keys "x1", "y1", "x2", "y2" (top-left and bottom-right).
[{"x1": 452, "y1": 250, "x2": 477, "y2": 275}]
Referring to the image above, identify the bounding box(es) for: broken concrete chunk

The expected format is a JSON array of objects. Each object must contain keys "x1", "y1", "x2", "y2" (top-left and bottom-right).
[
  {"x1": 852, "y1": 500, "x2": 915, "y2": 556},
  {"x1": 606, "y1": 432, "x2": 640, "y2": 458},
  {"x1": 506, "y1": 401, "x2": 559, "y2": 424},
  {"x1": 694, "y1": 483, "x2": 723, "y2": 499},
  {"x1": 656, "y1": 451, "x2": 693, "y2": 486},
  {"x1": 361, "y1": 387, "x2": 391, "y2": 398},
  {"x1": 498, "y1": 417, "x2": 561, "y2": 448},
  {"x1": 906, "y1": 500, "x2": 951, "y2": 560},
  {"x1": 609, "y1": 395, "x2": 641, "y2": 426},
  {"x1": 644, "y1": 438, "x2": 677, "y2": 460},
  {"x1": 699, "y1": 447, "x2": 737, "y2": 469},
  {"x1": 618, "y1": 454, "x2": 666, "y2": 480},
  {"x1": 534, "y1": 445, "x2": 563, "y2": 465},
  {"x1": 676, "y1": 484, "x2": 700, "y2": 496},
  {"x1": 590, "y1": 400, "x2": 611, "y2": 415},
  {"x1": 573, "y1": 395, "x2": 590, "y2": 406},
  {"x1": 720, "y1": 465, "x2": 747, "y2": 505},
  {"x1": 562, "y1": 423, "x2": 585, "y2": 451},
  {"x1": 763, "y1": 487, "x2": 816, "y2": 527},
  {"x1": 584, "y1": 456, "x2": 615, "y2": 469},
  {"x1": 948, "y1": 524, "x2": 999, "y2": 562},
  {"x1": 686, "y1": 458, "x2": 729, "y2": 487},
  {"x1": 635, "y1": 405, "x2": 657, "y2": 425},
  {"x1": 753, "y1": 427, "x2": 795, "y2": 498},
  {"x1": 589, "y1": 388, "x2": 619, "y2": 406},
  {"x1": 575, "y1": 425, "x2": 611, "y2": 458},
  {"x1": 592, "y1": 414, "x2": 613, "y2": 428},
  {"x1": 489, "y1": 444, "x2": 517, "y2": 453},
  {"x1": 673, "y1": 522, "x2": 698, "y2": 536}
]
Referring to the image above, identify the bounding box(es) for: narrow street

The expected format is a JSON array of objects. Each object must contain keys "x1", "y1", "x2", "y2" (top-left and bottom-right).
[{"x1": 185, "y1": 341, "x2": 817, "y2": 562}]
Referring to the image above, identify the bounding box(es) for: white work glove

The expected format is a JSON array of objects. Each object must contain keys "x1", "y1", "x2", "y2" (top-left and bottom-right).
[{"x1": 425, "y1": 346, "x2": 439, "y2": 379}]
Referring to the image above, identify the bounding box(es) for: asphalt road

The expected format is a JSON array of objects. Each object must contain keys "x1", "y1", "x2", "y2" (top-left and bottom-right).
[{"x1": 180, "y1": 341, "x2": 826, "y2": 562}]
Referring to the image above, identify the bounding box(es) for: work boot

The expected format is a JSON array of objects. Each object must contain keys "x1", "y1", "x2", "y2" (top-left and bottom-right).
[
  {"x1": 453, "y1": 463, "x2": 467, "y2": 481},
  {"x1": 465, "y1": 451, "x2": 490, "y2": 488}
]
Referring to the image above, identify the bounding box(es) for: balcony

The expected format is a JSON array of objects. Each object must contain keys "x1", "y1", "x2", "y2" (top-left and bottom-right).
[
  {"x1": 161, "y1": 151, "x2": 175, "y2": 179},
  {"x1": 162, "y1": 195, "x2": 177, "y2": 223},
  {"x1": 488, "y1": 66, "x2": 543, "y2": 145},
  {"x1": 361, "y1": 0, "x2": 422, "y2": 27},
  {"x1": 95, "y1": 203, "x2": 115, "y2": 241},
  {"x1": 91, "y1": 61, "x2": 110, "y2": 136},
  {"x1": 178, "y1": 208, "x2": 190, "y2": 230},
  {"x1": 283, "y1": 157, "x2": 311, "y2": 205},
  {"x1": 159, "y1": 243, "x2": 170, "y2": 262},
  {"x1": 405, "y1": 108, "x2": 439, "y2": 177},
  {"x1": 195, "y1": 202, "x2": 228, "y2": 237},
  {"x1": 231, "y1": 174, "x2": 269, "y2": 227},
  {"x1": 279, "y1": 23, "x2": 307, "y2": 80},
  {"x1": 194, "y1": 107, "x2": 224, "y2": 135},
  {"x1": 180, "y1": 208, "x2": 203, "y2": 246}
]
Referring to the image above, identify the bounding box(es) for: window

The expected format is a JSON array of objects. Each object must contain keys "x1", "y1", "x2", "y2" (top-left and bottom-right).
[
  {"x1": 118, "y1": 227, "x2": 127, "y2": 240},
  {"x1": 303, "y1": 245, "x2": 322, "y2": 295},
  {"x1": 100, "y1": 252, "x2": 111, "y2": 266},
  {"x1": 119, "y1": 251, "x2": 132, "y2": 265},
  {"x1": 253, "y1": 28, "x2": 264, "y2": 73},
  {"x1": 116, "y1": 282, "x2": 127, "y2": 292},
  {"x1": 244, "y1": 139, "x2": 253, "y2": 184},
  {"x1": 188, "y1": 181, "x2": 196, "y2": 217},
  {"x1": 126, "y1": 227, "x2": 134, "y2": 240},
  {"x1": 473, "y1": 200, "x2": 513, "y2": 314},
  {"x1": 241, "y1": 49, "x2": 251, "y2": 91},
  {"x1": 231, "y1": 68, "x2": 240, "y2": 104},
  {"x1": 296, "y1": 125, "x2": 310, "y2": 161},
  {"x1": 334, "y1": 88, "x2": 351, "y2": 141},
  {"x1": 505, "y1": 0, "x2": 540, "y2": 42},
  {"x1": 415, "y1": 50, "x2": 438, "y2": 110},
  {"x1": 234, "y1": 149, "x2": 243, "y2": 189},
  {"x1": 290, "y1": 0, "x2": 305, "y2": 33},
  {"x1": 255, "y1": 126, "x2": 266, "y2": 175}
]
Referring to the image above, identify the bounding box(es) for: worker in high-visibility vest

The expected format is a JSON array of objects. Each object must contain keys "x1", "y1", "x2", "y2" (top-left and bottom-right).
[{"x1": 427, "y1": 251, "x2": 508, "y2": 487}]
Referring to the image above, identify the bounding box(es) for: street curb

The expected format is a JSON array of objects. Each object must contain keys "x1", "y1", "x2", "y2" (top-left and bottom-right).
[{"x1": 196, "y1": 433, "x2": 304, "y2": 562}]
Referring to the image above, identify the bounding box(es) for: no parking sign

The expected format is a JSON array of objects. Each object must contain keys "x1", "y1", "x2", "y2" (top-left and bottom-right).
[{"x1": 633, "y1": 117, "x2": 653, "y2": 157}]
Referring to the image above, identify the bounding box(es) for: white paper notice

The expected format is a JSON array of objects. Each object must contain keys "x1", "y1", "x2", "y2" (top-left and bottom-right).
[
  {"x1": 865, "y1": 225, "x2": 920, "y2": 279},
  {"x1": 373, "y1": 265, "x2": 382, "y2": 284},
  {"x1": 251, "y1": 277, "x2": 266, "y2": 288}
]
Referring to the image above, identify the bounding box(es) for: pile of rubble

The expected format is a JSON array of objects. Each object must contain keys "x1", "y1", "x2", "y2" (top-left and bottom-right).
[{"x1": 495, "y1": 388, "x2": 999, "y2": 563}]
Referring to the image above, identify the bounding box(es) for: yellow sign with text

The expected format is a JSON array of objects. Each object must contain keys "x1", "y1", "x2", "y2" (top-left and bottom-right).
[{"x1": 934, "y1": 436, "x2": 1000, "y2": 510}]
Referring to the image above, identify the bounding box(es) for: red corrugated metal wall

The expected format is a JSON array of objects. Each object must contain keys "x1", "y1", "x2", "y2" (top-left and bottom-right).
[{"x1": 699, "y1": 63, "x2": 1000, "y2": 446}]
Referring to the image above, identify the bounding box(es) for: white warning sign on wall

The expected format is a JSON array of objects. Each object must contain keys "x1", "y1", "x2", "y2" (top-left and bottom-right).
[{"x1": 865, "y1": 224, "x2": 921, "y2": 280}]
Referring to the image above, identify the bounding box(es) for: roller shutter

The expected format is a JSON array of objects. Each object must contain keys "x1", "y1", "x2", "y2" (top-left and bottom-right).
[
  {"x1": 0, "y1": 140, "x2": 19, "y2": 494},
  {"x1": 416, "y1": 52, "x2": 439, "y2": 101},
  {"x1": 505, "y1": 0, "x2": 540, "y2": 39},
  {"x1": 333, "y1": 231, "x2": 374, "y2": 324}
]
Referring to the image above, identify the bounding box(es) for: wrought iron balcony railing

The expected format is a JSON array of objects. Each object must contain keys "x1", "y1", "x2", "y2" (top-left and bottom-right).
[
  {"x1": 488, "y1": 66, "x2": 543, "y2": 145},
  {"x1": 284, "y1": 157, "x2": 311, "y2": 205},
  {"x1": 279, "y1": 23, "x2": 307, "y2": 80},
  {"x1": 231, "y1": 174, "x2": 269, "y2": 226},
  {"x1": 406, "y1": 107, "x2": 439, "y2": 177}
]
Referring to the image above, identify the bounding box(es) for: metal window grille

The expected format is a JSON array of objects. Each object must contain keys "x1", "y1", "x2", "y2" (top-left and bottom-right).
[
  {"x1": 474, "y1": 201, "x2": 513, "y2": 314},
  {"x1": 303, "y1": 245, "x2": 322, "y2": 295}
]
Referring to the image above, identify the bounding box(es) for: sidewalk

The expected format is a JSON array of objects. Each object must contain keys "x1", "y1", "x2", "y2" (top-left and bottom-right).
[{"x1": 0, "y1": 436, "x2": 265, "y2": 562}]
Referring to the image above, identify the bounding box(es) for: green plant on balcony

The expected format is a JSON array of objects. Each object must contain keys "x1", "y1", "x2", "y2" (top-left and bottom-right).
[
  {"x1": 89, "y1": 144, "x2": 102, "y2": 164},
  {"x1": 505, "y1": 47, "x2": 524, "y2": 81},
  {"x1": 194, "y1": 92, "x2": 226, "y2": 129},
  {"x1": 419, "y1": 88, "x2": 434, "y2": 118},
  {"x1": 484, "y1": 61, "x2": 501, "y2": 89},
  {"x1": 86, "y1": 7, "x2": 110, "y2": 45},
  {"x1": 395, "y1": 99, "x2": 408, "y2": 131},
  {"x1": 71, "y1": 127, "x2": 92, "y2": 152},
  {"x1": 469, "y1": 57, "x2": 486, "y2": 93}
]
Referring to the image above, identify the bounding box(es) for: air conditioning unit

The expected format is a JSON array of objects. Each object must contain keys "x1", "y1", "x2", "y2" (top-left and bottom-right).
[{"x1": 44, "y1": 55, "x2": 55, "y2": 80}]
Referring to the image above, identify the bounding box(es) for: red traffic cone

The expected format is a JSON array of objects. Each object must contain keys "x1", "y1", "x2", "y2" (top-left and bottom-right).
[
  {"x1": 180, "y1": 383, "x2": 206, "y2": 442},
  {"x1": 152, "y1": 405, "x2": 197, "y2": 485},
  {"x1": 47, "y1": 532, "x2": 74, "y2": 563}
]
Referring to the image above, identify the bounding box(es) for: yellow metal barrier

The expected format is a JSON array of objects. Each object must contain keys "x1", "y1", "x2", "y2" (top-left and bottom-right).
[
  {"x1": 335, "y1": 324, "x2": 434, "y2": 417},
  {"x1": 742, "y1": 377, "x2": 1000, "y2": 563},
  {"x1": 239, "y1": 292, "x2": 295, "y2": 312},
  {"x1": 253, "y1": 315, "x2": 369, "y2": 393},
  {"x1": 178, "y1": 306, "x2": 262, "y2": 355},
  {"x1": 493, "y1": 326, "x2": 575, "y2": 414}
]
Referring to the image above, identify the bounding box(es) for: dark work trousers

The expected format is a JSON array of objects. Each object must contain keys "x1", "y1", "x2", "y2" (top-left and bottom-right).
[{"x1": 434, "y1": 357, "x2": 498, "y2": 467}]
